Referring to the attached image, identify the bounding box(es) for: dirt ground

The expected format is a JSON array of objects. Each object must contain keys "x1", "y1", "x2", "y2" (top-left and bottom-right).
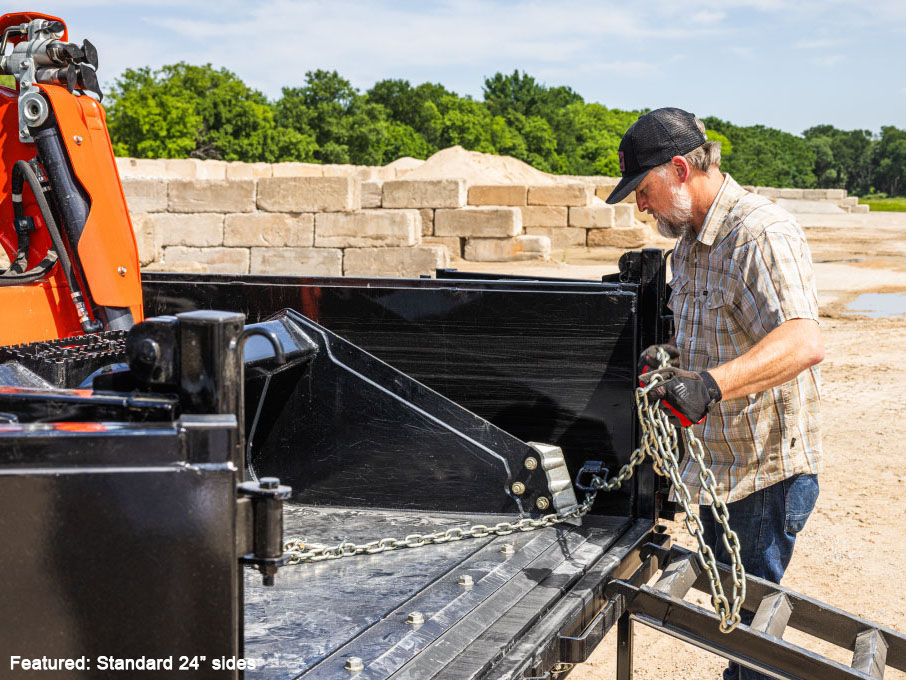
[{"x1": 462, "y1": 213, "x2": 906, "y2": 679}]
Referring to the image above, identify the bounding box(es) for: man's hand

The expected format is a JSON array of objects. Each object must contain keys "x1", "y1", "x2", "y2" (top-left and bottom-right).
[
  {"x1": 637, "y1": 343, "x2": 679, "y2": 376},
  {"x1": 640, "y1": 367, "x2": 723, "y2": 427}
]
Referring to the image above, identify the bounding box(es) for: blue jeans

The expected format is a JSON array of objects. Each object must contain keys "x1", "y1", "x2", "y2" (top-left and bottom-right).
[{"x1": 700, "y1": 473, "x2": 820, "y2": 680}]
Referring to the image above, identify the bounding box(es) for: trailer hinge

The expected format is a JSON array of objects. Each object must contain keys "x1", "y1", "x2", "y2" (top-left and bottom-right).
[{"x1": 237, "y1": 477, "x2": 292, "y2": 586}]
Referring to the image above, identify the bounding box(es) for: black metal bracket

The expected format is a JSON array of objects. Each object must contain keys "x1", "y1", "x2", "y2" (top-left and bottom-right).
[
  {"x1": 237, "y1": 476, "x2": 291, "y2": 586},
  {"x1": 574, "y1": 460, "x2": 607, "y2": 492}
]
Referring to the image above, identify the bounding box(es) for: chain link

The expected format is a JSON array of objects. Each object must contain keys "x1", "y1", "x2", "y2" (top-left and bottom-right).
[{"x1": 282, "y1": 348, "x2": 745, "y2": 632}]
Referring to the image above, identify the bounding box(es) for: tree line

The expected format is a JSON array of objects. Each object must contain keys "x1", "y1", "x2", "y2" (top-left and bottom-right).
[{"x1": 104, "y1": 65, "x2": 906, "y2": 197}]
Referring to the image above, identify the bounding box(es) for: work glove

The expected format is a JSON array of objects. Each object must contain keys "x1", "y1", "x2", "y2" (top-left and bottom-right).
[
  {"x1": 639, "y1": 367, "x2": 722, "y2": 427},
  {"x1": 637, "y1": 343, "x2": 680, "y2": 377}
]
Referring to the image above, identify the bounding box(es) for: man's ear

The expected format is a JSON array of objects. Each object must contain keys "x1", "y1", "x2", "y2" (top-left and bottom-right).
[{"x1": 671, "y1": 155, "x2": 691, "y2": 183}]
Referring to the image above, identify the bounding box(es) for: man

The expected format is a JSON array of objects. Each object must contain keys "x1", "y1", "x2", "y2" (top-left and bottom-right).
[{"x1": 606, "y1": 108, "x2": 823, "y2": 680}]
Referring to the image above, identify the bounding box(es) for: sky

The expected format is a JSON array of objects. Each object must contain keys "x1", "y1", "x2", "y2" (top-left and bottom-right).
[{"x1": 26, "y1": 0, "x2": 906, "y2": 136}]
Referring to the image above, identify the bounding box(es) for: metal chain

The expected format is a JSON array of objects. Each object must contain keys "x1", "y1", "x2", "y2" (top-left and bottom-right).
[{"x1": 282, "y1": 349, "x2": 745, "y2": 632}]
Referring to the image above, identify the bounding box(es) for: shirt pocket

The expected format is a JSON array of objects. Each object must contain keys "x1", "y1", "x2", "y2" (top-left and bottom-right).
[{"x1": 703, "y1": 288, "x2": 732, "y2": 365}]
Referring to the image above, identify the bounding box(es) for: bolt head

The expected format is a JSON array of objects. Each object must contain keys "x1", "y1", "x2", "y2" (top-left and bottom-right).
[
  {"x1": 117, "y1": 266, "x2": 127, "y2": 276},
  {"x1": 344, "y1": 657, "x2": 364, "y2": 672},
  {"x1": 259, "y1": 477, "x2": 280, "y2": 490},
  {"x1": 536, "y1": 497, "x2": 550, "y2": 511},
  {"x1": 500, "y1": 543, "x2": 515, "y2": 555},
  {"x1": 406, "y1": 611, "x2": 424, "y2": 625},
  {"x1": 524, "y1": 456, "x2": 538, "y2": 471},
  {"x1": 511, "y1": 481, "x2": 525, "y2": 495},
  {"x1": 73, "y1": 135, "x2": 82, "y2": 145},
  {"x1": 458, "y1": 574, "x2": 473, "y2": 587}
]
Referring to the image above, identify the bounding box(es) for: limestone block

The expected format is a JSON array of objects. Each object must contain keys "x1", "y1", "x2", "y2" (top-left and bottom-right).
[
  {"x1": 756, "y1": 187, "x2": 780, "y2": 199},
  {"x1": 197, "y1": 160, "x2": 228, "y2": 180},
  {"x1": 169, "y1": 180, "x2": 256, "y2": 213},
  {"x1": 382, "y1": 179, "x2": 467, "y2": 208},
  {"x1": 527, "y1": 184, "x2": 591, "y2": 206},
  {"x1": 344, "y1": 246, "x2": 447, "y2": 278},
  {"x1": 258, "y1": 177, "x2": 360, "y2": 212},
  {"x1": 779, "y1": 188, "x2": 803, "y2": 199},
  {"x1": 613, "y1": 204, "x2": 635, "y2": 227},
  {"x1": 361, "y1": 181, "x2": 383, "y2": 209},
  {"x1": 321, "y1": 164, "x2": 359, "y2": 177},
  {"x1": 521, "y1": 206, "x2": 567, "y2": 228},
  {"x1": 419, "y1": 208, "x2": 434, "y2": 236},
  {"x1": 434, "y1": 207, "x2": 521, "y2": 237},
  {"x1": 852, "y1": 204, "x2": 870, "y2": 213},
  {"x1": 251, "y1": 247, "x2": 342, "y2": 276},
  {"x1": 122, "y1": 178, "x2": 167, "y2": 213},
  {"x1": 620, "y1": 192, "x2": 637, "y2": 205},
  {"x1": 424, "y1": 236, "x2": 462, "y2": 258},
  {"x1": 525, "y1": 226, "x2": 586, "y2": 249},
  {"x1": 826, "y1": 188, "x2": 846, "y2": 200},
  {"x1": 149, "y1": 213, "x2": 224, "y2": 247},
  {"x1": 464, "y1": 235, "x2": 551, "y2": 262},
  {"x1": 130, "y1": 214, "x2": 161, "y2": 265},
  {"x1": 315, "y1": 210, "x2": 420, "y2": 247},
  {"x1": 224, "y1": 213, "x2": 314, "y2": 247},
  {"x1": 163, "y1": 246, "x2": 249, "y2": 273},
  {"x1": 741, "y1": 185, "x2": 756, "y2": 192},
  {"x1": 841, "y1": 196, "x2": 859, "y2": 207},
  {"x1": 468, "y1": 185, "x2": 527, "y2": 206},
  {"x1": 226, "y1": 162, "x2": 273, "y2": 179},
  {"x1": 368, "y1": 167, "x2": 397, "y2": 181},
  {"x1": 569, "y1": 205, "x2": 615, "y2": 228},
  {"x1": 803, "y1": 189, "x2": 827, "y2": 200},
  {"x1": 115, "y1": 158, "x2": 170, "y2": 178},
  {"x1": 272, "y1": 163, "x2": 324, "y2": 177},
  {"x1": 587, "y1": 225, "x2": 650, "y2": 248},
  {"x1": 594, "y1": 183, "x2": 620, "y2": 202}
]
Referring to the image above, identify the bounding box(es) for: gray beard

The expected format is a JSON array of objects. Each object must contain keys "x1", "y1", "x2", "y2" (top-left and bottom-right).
[
  {"x1": 656, "y1": 216, "x2": 695, "y2": 241},
  {"x1": 654, "y1": 184, "x2": 695, "y2": 240}
]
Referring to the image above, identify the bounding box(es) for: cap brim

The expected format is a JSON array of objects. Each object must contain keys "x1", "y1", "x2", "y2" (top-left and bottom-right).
[{"x1": 605, "y1": 168, "x2": 650, "y2": 204}]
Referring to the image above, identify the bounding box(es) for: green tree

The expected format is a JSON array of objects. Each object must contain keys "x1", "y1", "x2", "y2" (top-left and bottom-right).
[
  {"x1": 107, "y1": 63, "x2": 315, "y2": 161},
  {"x1": 874, "y1": 126, "x2": 906, "y2": 197},
  {"x1": 704, "y1": 117, "x2": 816, "y2": 188}
]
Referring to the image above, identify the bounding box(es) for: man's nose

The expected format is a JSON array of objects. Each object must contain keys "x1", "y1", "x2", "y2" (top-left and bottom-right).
[{"x1": 636, "y1": 193, "x2": 647, "y2": 211}]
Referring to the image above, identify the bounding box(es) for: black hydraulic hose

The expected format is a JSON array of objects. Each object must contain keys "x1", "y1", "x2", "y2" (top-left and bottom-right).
[{"x1": 6, "y1": 160, "x2": 102, "y2": 332}]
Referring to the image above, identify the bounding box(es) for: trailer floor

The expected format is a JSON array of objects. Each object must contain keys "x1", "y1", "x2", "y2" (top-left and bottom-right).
[{"x1": 244, "y1": 505, "x2": 634, "y2": 679}]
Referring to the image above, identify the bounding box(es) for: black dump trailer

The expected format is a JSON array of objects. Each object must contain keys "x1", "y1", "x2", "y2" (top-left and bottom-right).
[{"x1": 1, "y1": 249, "x2": 904, "y2": 679}]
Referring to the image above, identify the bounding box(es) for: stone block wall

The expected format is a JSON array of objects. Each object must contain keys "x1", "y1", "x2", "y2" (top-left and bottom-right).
[
  {"x1": 119, "y1": 158, "x2": 657, "y2": 277},
  {"x1": 118, "y1": 157, "x2": 864, "y2": 279}
]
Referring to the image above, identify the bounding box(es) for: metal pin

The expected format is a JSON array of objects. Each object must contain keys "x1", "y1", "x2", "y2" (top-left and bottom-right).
[
  {"x1": 524, "y1": 456, "x2": 538, "y2": 471},
  {"x1": 345, "y1": 657, "x2": 364, "y2": 673},
  {"x1": 500, "y1": 544, "x2": 515, "y2": 555},
  {"x1": 536, "y1": 497, "x2": 550, "y2": 510},
  {"x1": 511, "y1": 481, "x2": 525, "y2": 495},
  {"x1": 458, "y1": 574, "x2": 473, "y2": 587},
  {"x1": 406, "y1": 612, "x2": 424, "y2": 625},
  {"x1": 73, "y1": 135, "x2": 82, "y2": 145},
  {"x1": 117, "y1": 266, "x2": 127, "y2": 276}
]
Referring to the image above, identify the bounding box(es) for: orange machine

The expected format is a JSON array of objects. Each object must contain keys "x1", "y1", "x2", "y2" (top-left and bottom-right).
[{"x1": 0, "y1": 12, "x2": 142, "y2": 346}]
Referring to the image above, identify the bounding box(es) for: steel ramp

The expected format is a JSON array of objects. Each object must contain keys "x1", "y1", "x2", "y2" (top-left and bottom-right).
[{"x1": 604, "y1": 543, "x2": 905, "y2": 680}]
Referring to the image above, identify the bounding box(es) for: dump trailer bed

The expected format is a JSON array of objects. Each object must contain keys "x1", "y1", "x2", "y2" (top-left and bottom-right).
[
  {"x1": 1, "y1": 250, "x2": 669, "y2": 679},
  {"x1": 246, "y1": 506, "x2": 648, "y2": 679}
]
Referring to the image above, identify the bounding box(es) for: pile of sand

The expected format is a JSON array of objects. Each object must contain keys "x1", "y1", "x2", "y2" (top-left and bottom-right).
[
  {"x1": 384, "y1": 156, "x2": 425, "y2": 173},
  {"x1": 399, "y1": 146, "x2": 562, "y2": 185}
]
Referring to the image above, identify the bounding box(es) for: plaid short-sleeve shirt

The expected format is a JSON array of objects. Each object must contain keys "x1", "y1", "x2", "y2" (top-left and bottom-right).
[{"x1": 669, "y1": 174, "x2": 822, "y2": 504}]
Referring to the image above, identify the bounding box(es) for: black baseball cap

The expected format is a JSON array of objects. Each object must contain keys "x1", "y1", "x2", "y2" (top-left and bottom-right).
[{"x1": 605, "y1": 107, "x2": 706, "y2": 204}]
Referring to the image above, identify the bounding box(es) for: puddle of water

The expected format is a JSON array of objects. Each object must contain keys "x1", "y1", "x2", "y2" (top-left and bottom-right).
[{"x1": 845, "y1": 292, "x2": 906, "y2": 318}]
